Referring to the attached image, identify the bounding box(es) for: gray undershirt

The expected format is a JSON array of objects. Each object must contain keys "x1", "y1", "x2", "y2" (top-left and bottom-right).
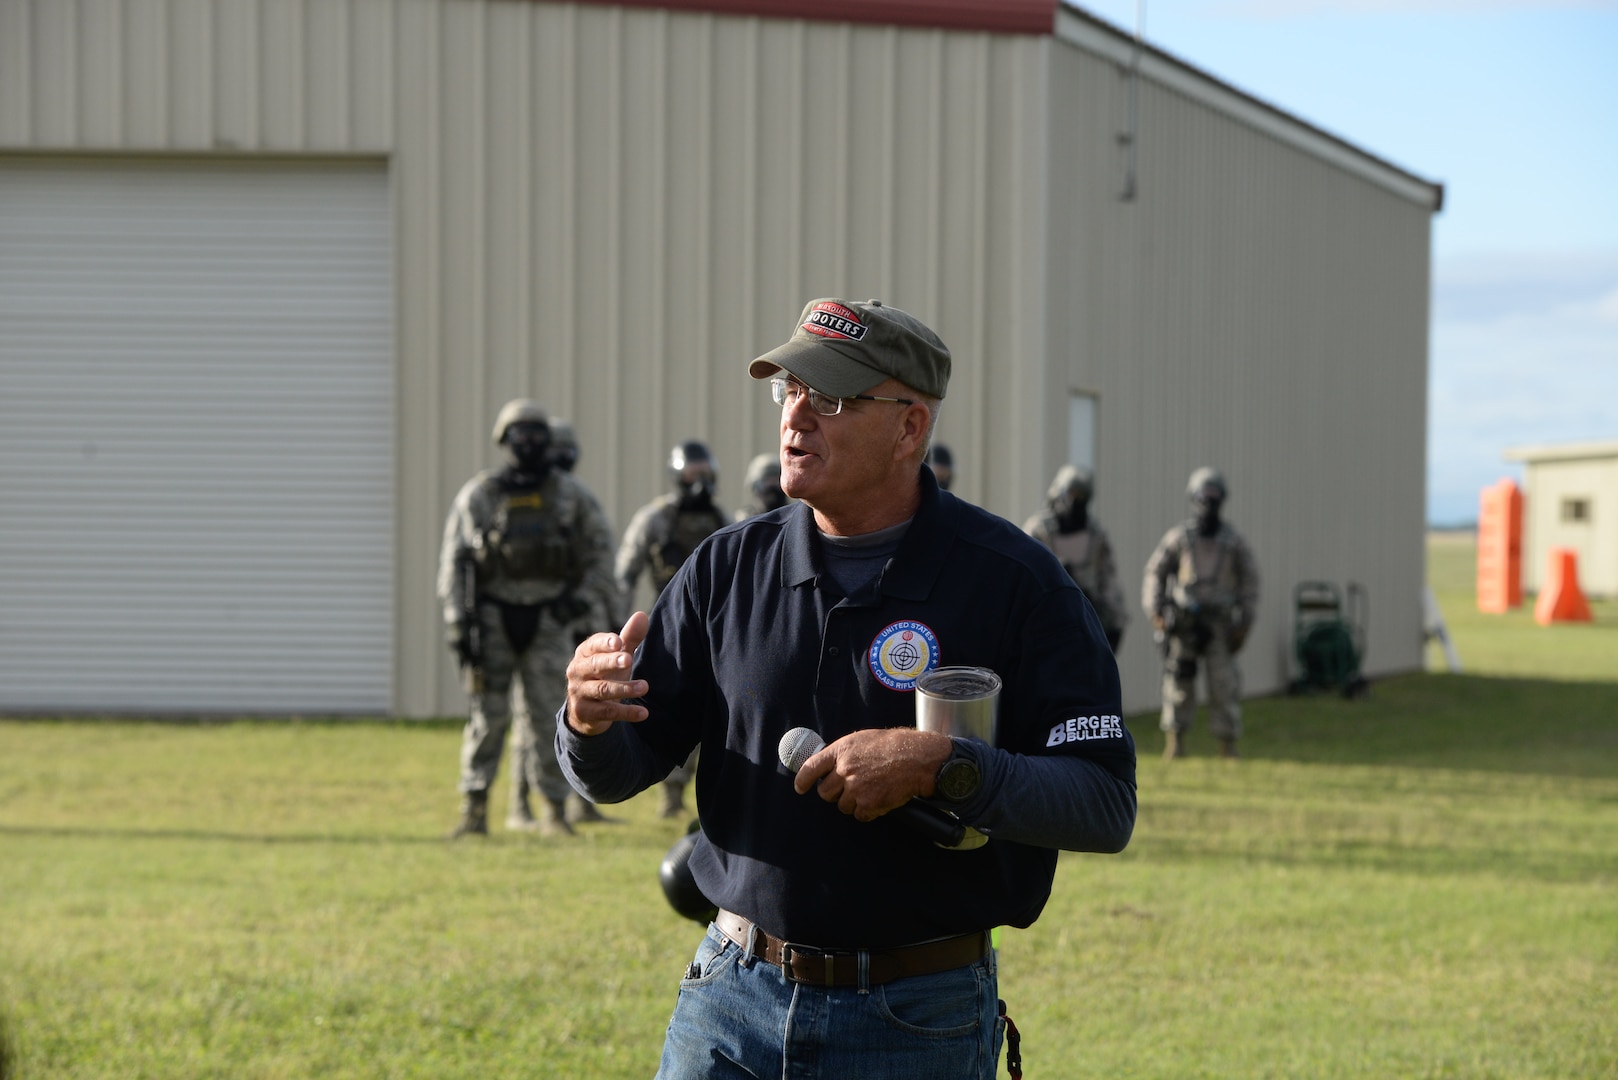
[{"x1": 817, "y1": 519, "x2": 909, "y2": 596}]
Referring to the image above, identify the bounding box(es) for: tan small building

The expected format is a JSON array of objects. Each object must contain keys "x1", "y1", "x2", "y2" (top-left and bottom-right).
[{"x1": 1503, "y1": 440, "x2": 1618, "y2": 599}]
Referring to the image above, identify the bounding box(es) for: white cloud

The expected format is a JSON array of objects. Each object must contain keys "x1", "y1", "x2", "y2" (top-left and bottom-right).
[
  {"x1": 1433, "y1": 250, "x2": 1618, "y2": 324},
  {"x1": 1593, "y1": 286, "x2": 1618, "y2": 323},
  {"x1": 1426, "y1": 256, "x2": 1618, "y2": 522}
]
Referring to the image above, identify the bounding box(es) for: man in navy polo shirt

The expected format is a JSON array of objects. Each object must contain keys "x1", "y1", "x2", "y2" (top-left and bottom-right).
[{"x1": 559, "y1": 298, "x2": 1137, "y2": 1080}]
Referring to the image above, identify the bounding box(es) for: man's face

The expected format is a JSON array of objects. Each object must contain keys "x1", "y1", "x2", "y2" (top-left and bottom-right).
[{"x1": 778, "y1": 376, "x2": 910, "y2": 517}]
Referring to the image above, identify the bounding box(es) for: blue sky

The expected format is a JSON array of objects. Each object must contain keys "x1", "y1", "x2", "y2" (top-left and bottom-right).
[{"x1": 1078, "y1": 0, "x2": 1618, "y2": 524}]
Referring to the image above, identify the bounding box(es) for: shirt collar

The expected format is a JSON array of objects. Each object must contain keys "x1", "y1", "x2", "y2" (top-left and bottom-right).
[{"x1": 779, "y1": 466, "x2": 953, "y2": 599}]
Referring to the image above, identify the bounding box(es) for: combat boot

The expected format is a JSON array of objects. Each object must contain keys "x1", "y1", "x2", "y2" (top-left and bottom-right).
[
  {"x1": 1218, "y1": 737, "x2": 1240, "y2": 760},
  {"x1": 1162, "y1": 730, "x2": 1186, "y2": 760},
  {"x1": 506, "y1": 789, "x2": 539, "y2": 832},
  {"x1": 659, "y1": 780, "x2": 686, "y2": 820},
  {"x1": 538, "y1": 797, "x2": 576, "y2": 838},
  {"x1": 568, "y1": 794, "x2": 618, "y2": 825},
  {"x1": 449, "y1": 791, "x2": 489, "y2": 839}
]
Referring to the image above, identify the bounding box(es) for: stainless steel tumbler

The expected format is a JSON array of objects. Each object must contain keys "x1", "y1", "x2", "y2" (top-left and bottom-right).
[{"x1": 914, "y1": 666, "x2": 1000, "y2": 849}]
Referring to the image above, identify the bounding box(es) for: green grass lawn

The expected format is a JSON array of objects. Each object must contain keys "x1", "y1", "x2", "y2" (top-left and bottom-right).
[{"x1": 2, "y1": 535, "x2": 1615, "y2": 1078}]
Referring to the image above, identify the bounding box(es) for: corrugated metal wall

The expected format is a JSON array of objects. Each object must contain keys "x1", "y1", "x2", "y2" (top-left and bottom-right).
[
  {"x1": 1046, "y1": 15, "x2": 1435, "y2": 709},
  {"x1": 1, "y1": 0, "x2": 1053, "y2": 717},
  {"x1": 1, "y1": 0, "x2": 1437, "y2": 718}
]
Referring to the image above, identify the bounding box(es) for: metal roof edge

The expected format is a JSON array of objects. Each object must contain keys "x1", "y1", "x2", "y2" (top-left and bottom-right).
[
  {"x1": 1055, "y1": 4, "x2": 1444, "y2": 213},
  {"x1": 1502, "y1": 439, "x2": 1618, "y2": 464}
]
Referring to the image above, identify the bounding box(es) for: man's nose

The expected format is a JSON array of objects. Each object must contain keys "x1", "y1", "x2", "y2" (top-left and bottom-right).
[{"x1": 781, "y1": 393, "x2": 818, "y2": 428}]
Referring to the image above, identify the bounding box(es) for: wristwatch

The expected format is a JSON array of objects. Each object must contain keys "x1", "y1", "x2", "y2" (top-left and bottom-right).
[{"x1": 934, "y1": 740, "x2": 982, "y2": 804}]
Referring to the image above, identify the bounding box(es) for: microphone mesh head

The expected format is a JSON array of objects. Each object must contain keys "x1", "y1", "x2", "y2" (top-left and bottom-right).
[{"x1": 777, "y1": 727, "x2": 824, "y2": 774}]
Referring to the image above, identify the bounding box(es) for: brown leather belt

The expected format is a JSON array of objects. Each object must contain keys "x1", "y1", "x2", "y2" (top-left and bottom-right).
[{"x1": 715, "y1": 909, "x2": 990, "y2": 988}]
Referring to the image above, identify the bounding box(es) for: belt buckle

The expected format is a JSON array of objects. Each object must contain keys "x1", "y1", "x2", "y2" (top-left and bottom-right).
[{"x1": 778, "y1": 941, "x2": 837, "y2": 986}]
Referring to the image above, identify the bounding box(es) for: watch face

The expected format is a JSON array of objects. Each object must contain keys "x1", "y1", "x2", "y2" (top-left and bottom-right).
[{"x1": 939, "y1": 758, "x2": 980, "y2": 802}]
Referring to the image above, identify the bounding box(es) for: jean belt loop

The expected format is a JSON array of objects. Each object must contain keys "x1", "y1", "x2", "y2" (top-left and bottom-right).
[
  {"x1": 856, "y1": 949, "x2": 871, "y2": 995},
  {"x1": 742, "y1": 922, "x2": 759, "y2": 969}
]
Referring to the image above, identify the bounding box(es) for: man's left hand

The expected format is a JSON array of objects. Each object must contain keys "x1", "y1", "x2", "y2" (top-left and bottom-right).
[{"x1": 793, "y1": 728, "x2": 953, "y2": 822}]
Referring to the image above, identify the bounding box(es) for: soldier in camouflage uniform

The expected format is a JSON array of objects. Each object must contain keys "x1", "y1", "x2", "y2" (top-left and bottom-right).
[
  {"x1": 734, "y1": 452, "x2": 788, "y2": 522},
  {"x1": 506, "y1": 415, "x2": 616, "y2": 827},
  {"x1": 615, "y1": 440, "x2": 729, "y2": 816},
  {"x1": 1024, "y1": 464, "x2": 1127, "y2": 652},
  {"x1": 1142, "y1": 467, "x2": 1260, "y2": 760},
  {"x1": 438, "y1": 400, "x2": 618, "y2": 837}
]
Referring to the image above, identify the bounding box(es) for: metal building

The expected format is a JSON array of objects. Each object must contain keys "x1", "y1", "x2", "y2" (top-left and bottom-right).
[
  {"x1": 0, "y1": 0, "x2": 1442, "y2": 718},
  {"x1": 1503, "y1": 440, "x2": 1618, "y2": 598}
]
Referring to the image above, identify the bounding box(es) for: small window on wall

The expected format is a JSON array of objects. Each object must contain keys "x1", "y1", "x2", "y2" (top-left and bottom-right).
[
  {"x1": 1561, "y1": 497, "x2": 1591, "y2": 523},
  {"x1": 1069, "y1": 393, "x2": 1098, "y2": 473}
]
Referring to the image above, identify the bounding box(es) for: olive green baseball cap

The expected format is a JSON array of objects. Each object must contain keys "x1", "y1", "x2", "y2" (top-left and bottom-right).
[{"x1": 748, "y1": 298, "x2": 951, "y2": 400}]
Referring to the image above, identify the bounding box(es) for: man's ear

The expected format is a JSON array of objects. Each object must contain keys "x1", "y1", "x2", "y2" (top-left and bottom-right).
[{"x1": 895, "y1": 403, "x2": 932, "y2": 463}]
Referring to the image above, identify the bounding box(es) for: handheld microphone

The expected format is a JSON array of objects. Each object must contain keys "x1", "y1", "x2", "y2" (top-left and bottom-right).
[{"x1": 777, "y1": 727, "x2": 967, "y2": 848}]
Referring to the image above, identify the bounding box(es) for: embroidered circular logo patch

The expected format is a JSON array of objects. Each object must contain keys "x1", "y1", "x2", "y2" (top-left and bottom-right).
[{"x1": 868, "y1": 620, "x2": 940, "y2": 691}]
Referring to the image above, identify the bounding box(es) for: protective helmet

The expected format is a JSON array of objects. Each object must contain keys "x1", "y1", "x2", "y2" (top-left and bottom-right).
[
  {"x1": 1186, "y1": 466, "x2": 1226, "y2": 500},
  {"x1": 669, "y1": 440, "x2": 717, "y2": 488},
  {"x1": 658, "y1": 827, "x2": 718, "y2": 925},
  {"x1": 1047, "y1": 464, "x2": 1094, "y2": 505},
  {"x1": 492, "y1": 399, "x2": 548, "y2": 444},
  {"x1": 744, "y1": 452, "x2": 781, "y2": 490}
]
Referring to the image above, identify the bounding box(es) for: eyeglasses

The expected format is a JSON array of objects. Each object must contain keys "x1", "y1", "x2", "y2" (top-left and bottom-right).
[{"x1": 770, "y1": 377, "x2": 915, "y2": 417}]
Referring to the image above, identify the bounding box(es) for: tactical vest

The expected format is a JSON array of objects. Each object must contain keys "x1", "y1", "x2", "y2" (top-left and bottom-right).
[
  {"x1": 649, "y1": 507, "x2": 726, "y2": 592},
  {"x1": 1169, "y1": 525, "x2": 1235, "y2": 613},
  {"x1": 1041, "y1": 517, "x2": 1098, "y2": 593},
  {"x1": 479, "y1": 489, "x2": 583, "y2": 583}
]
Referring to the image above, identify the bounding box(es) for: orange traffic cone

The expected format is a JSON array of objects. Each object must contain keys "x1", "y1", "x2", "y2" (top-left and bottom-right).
[{"x1": 1534, "y1": 548, "x2": 1593, "y2": 626}]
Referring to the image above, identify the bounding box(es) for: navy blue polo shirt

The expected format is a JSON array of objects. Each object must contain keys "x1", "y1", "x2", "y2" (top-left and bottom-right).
[{"x1": 573, "y1": 469, "x2": 1133, "y2": 949}]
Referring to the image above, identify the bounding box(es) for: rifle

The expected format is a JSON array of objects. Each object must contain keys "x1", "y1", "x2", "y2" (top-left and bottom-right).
[
  {"x1": 1156, "y1": 601, "x2": 1216, "y2": 679},
  {"x1": 454, "y1": 547, "x2": 484, "y2": 695}
]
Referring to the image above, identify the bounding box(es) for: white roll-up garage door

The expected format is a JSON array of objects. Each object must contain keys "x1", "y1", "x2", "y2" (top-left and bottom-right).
[{"x1": 0, "y1": 158, "x2": 394, "y2": 714}]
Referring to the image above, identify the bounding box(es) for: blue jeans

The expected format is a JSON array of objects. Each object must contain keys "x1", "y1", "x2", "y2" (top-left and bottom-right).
[{"x1": 656, "y1": 923, "x2": 1005, "y2": 1079}]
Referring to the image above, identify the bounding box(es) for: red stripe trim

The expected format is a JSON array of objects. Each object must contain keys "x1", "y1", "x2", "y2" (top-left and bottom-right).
[{"x1": 563, "y1": 0, "x2": 1056, "y2": 35}]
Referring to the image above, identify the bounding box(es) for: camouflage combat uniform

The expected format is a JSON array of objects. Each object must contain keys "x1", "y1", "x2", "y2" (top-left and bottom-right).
[
  {"x1": 1024, "y1": 509, "x2": 1128, "y2": 649},
  {"x1": 439, "y1": 465, "x2": 617, "y2": 829},
  {"x1": 615, "y1": 491, "x2": 728, "y2": 814},
  {"x1": 1141, "y1": 517, "x2": 1259, "y2": 743},
  {"x1": 616, "y1": 495, "x2": 730, "y2": 606}
]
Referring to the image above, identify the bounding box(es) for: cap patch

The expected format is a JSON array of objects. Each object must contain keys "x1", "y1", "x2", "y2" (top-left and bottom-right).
[
  {"x1": 868, "y1": 620, "x2": 940, "y2": 691},
  {"x1": 803, "y1": 302, "x2": 868, "y2": 342}
]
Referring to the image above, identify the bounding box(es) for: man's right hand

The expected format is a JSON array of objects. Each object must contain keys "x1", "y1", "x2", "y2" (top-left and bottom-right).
[{"x1": 564, "y1": 611, "x2": 651, "y2": 736}]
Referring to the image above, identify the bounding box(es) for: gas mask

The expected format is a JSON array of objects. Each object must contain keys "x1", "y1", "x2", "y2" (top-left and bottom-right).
[
  {"x1": 677, "y1": 467, "x2": 717, "y2": 511},
  {"x1": 502, "y1": 421, "x2": 553, "y2": 483},
  {"x1": 1191, "y1": 487, "x2": 1223, "y2": 537},
  {"x1": 1054, "y1": 494, "x2": 1090, "y2": 534},
  {"x1": 549, "y1": 443, "x2": 579, "y2": 473},
  {"x1": 752, "y1": 476, "x2": 789, "y2": 513}
]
